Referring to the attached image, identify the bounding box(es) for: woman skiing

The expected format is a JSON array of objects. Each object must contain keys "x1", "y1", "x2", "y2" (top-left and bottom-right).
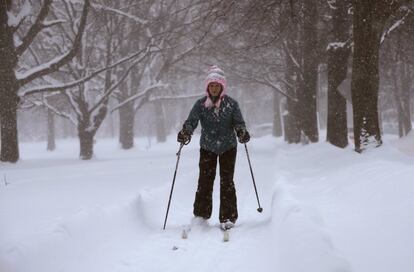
[{"x1": 177, "y1": 65, "x2": 250, "y2": 230}]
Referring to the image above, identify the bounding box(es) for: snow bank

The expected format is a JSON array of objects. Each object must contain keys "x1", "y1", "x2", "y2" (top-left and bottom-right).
[
  {"x1": 392, "y1": 131, "x2": 414, "y2": 156},
  {"x1": 270, "y1": 177, "x2": 351, "y2": 272},
  {"x1": 271, "y1": 136, "x2": 414, "y2": 272},
  {"x1": 1, "y1": 197, "x2": 150, "y2": 272},
  {"x1": 1, "y1": 135, "x2": 413, "y2": 272}
]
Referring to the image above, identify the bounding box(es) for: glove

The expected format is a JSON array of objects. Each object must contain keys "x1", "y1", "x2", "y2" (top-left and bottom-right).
[
  {"x1": 237, "y1": 129, "x2": 250, "y2": 144},
  {"x1": 177, "y1": 128, "x2": 191, "y2": 144}
]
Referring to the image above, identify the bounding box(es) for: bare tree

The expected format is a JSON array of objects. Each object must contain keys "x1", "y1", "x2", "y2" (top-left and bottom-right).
[
  {"x1": 351, "y1": 0, "x2": 407, "y2": 152},
  {"x1": 51, "y1": 5, "x2": 149, "y2": 159},
  {"x1": 0, "y1": 0, "x2": 89, "y2": 162},
  {"x1": 326, "y1": 0, "x2": 351, "y2": 148},
  {"x1": 111, "y1": 0, "x2": 222, "y2": 146},
  {"x1": 300, "y1": 0, "x2": 319, "y2": 143}
]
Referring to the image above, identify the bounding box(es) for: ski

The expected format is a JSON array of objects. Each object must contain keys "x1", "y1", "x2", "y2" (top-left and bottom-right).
[
  {"x1": 181, "y1": 224, "x2": 191, "y2": 239},
  {"x1": 180, "y1": 226, "x2": 231, "y2": 242},
  {"x1": 179, "y1": 219, "x2": 232, "y2": 242},
  {"x1": 222, "y1": 229, "x2": 230, "y2": 242},
  {"x1": 220, "y1": 221, "x2": 234, "y2": 242}
]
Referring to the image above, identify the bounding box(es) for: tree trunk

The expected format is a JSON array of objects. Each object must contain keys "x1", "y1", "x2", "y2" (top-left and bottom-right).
[
  {"x1": 400, "y1": 61, "x2": 412, "y2": 136},
  {"x1": 47, "y1": 109, "x2": 56, "y2": 151},
  {"x1": 1, "y1": 0, "x2": 89, "y2": 162},
  {"x1": 351, "y1": 1, "x2": 383, "y2": 152},
  {"x1": 326, "y1": 0, "x2": 350, "y2": 148},
  {"x1": 0, "y1": 91, "x2": 19, "y2": 162},
  {"x1": 77, "y1": 102, "x2": 95, "y2": 160},
  {"x1": 79, "y1": 131, "x2": 94, "y2": 160},
  {"x1": 283, "y1": 98, "x2": 301, "y2": 143},
  {"x1": 393, "y1": 59, "x2": 412, "y2": 137},
  {"x1": 272, "y1": 92, "x2": 283, "y2": 137},
  {"x1": 299, "y1": 0, "x2": 319, "y2": 143},
  {"x1": 283, "y1": 22, "x2": 301, "y2": 144},
  {"x1": 155, "y1": 101, "x2": 167, "y2": 143},
  {"x1": 0, "y1": 2, "x2": 19, "y2": 162},
  {"x1": 119, "y1": 102, "x2": 135, "y2": 149},
  {"x1": 78, "y1": 120, "x2": 94, "y2": 160},
  {"x1": 327, "y1": 48, "x2": 349, "y2": 148}
]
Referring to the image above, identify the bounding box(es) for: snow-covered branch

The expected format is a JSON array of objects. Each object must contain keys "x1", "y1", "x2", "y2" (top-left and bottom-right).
[
  {"x1": 63, "y1": 90, "x2": 83, "y2": 118},
  {"x1": 92, "y1": 3, "x2": 148, "y2": 24},
  {"x1": 7, "y1": 0, "x2": 31, "y2": 31},
  {"x1": 17, "y1": 51, "x2": 72, "y2": 81},
  {"x1": 42, "y1": 96, "x2": 77, "y2": 125},
  {"x1": 262, "y1": 77, "x2": 298, "y2": 102},
  {"x1": 281, "y1": 39, "x2": 304, "y2": 82},
  {"x1": 88, "y1": 53, "x2": 149, "y2": 115},
  {"x1": 110, "y1": 83, "x2": 167, "y2": 113},
  {"x1": 282, "y1": 39, "x2": 301, "y2": 70},
  {"x1": 327, "y1": 0, "x2": 337, "y2": 10},
  {"x1": 148, "y1": 92, "x2": 204, "y2": 102},
  {"x1": 15, "y1": 0, "x2": 53, "y2": 56},
  {"x1": 226, "y1": 64, "x2": 297, "y2": 101},
  {"x1": 19, "y1": 46, "x2": 151, "y2": 97},
  {"x1": 42, "y1": 19, "x2": 67, "y2": 28},
  {"x1": 381, "y1": 9, "x2": 411, "y2": 44},
  {"x1": 326, "y1": 42, "x2": 346, "y2": 51},
  {"x1": 17, "y1": 0, "x2": 90, "y2": 87}
]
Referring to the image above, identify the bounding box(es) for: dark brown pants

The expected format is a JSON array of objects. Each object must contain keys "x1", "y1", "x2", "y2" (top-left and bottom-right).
[{"x1": 193, "y1": 147, "x2": 238, "y2": 223}]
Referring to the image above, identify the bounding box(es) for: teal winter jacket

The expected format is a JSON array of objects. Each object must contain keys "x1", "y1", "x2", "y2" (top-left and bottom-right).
[{"x1": 183, "y1": 95, "x2": 246, "y2": 154}]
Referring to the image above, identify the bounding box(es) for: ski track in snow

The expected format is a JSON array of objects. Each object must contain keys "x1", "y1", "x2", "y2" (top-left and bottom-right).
[{"x1": 1, "y1": 134, "x2": 413, "y2": 272}]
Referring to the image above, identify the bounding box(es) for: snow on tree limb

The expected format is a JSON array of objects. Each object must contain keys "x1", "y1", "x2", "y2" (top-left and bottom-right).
[
  {"x1": 8, "y1": 1, "x2": 31, "y2": 33},
  {"x1": 88, "y1": 57, "x2": 145, "y2": 115},
  {"x1": 380, "y1": 9, "x2": 411, "y2": 44},
  {"x1": 226, "y1": 64, "x2": 297, "y2": 101},
  {"x1": 282, "y1": 39, "x2": 304, "y2": 81},
  {"x1": 262, "y1": 77, "x2": 298, "y2": 102},
  {"x1": 282, "y1": 39, "x2": 301, "y2": 69},
  {"x1": 110, "y1": 83, "x2": 167, "y2": 113},
  {"x1": 148, "y1": 93, "x2": 204, "y2": 102},
  {"x1": 42, "y1": 19, "x2": 67, "y2": 27},
  {"x1": 327, "y1": 0, "x2": 337, "y2": 10},
  {"x1": 41, "y1": 95, "x2": 77, "y2": 125},
  {"x1": 19, "y1": 46, "x2": 151, "y2": 97},
  {"x1": 17, "y1": 0, "x2": 90, "y2": 87},
  {"x1": 62, "y1": 90, "x2": 83, "y2": 118},
  {"x1": 17, "y1": 51, "x2": 72, "y2": 81},
  {"x1": 92, "y1": 3, "x2": 148, "y2": 24},
  {"x1": 15, "y1": 0, "x2": 53, "y2": 56},
  {"x1": 326, "y1": 42, "x2": 346, "y2": 51}
]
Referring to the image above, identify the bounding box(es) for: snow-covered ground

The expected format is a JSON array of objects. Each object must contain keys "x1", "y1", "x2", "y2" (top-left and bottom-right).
[{"x1": 1, "y1": 134, "x2": 413, "y2": 272}]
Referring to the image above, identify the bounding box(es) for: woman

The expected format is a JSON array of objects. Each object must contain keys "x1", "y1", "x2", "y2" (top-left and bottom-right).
[{"x1": 177, "y1": 65, "x2": 250, "y2": 230}]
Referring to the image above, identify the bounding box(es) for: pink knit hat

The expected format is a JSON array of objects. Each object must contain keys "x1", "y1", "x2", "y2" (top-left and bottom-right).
[{"x1": 204, "y1": 65, "x2": 226, "y2": 108}]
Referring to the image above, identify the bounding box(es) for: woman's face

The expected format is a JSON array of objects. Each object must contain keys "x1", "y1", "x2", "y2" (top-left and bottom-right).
[{"x1": 208, "y1": 82, "x2": 222, "y2": 97}]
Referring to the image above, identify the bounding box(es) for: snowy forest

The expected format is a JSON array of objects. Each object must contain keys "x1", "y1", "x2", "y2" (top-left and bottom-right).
[
  {"x1": 1, "y1": 1, "x2": 414, "y2": 272},
  {"x1": 0, "y1": 0, "x2": 411, "y2": 161}
]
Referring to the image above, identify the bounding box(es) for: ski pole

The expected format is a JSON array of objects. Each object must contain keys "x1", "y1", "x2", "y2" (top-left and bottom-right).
[
  {"x1": 163, "y1": 142, "x2": 185, "y2": 230},
  {"x1": 244, "y1": 143, "x2": 263, "y2": 213}
]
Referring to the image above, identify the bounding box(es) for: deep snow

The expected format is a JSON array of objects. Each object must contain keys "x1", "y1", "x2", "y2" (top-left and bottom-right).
[{"x1": 1, "y1": 133, "x2": 413, "y2": 272}]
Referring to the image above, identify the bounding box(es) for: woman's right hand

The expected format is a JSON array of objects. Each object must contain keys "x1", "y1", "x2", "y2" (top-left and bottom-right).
[{"x1": 177, "y1": 129, "x2": 191, "y2": 144}]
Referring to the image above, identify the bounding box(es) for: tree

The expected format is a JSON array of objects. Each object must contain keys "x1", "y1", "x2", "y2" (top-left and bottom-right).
[
  {"x1": 0, "y1": 0, "x2": 89, "y2": 162},
  {"x1": 386, "y1": 8, "x2": 413, "y2": 137},
  {"x1": 21, "y1": 1, "x2": 152, "y2": 159},
  {"x1": 326, "y1": 0, "x2": 351, "y2": 148},
  {"x1": 279, "y1": 0, "x2": 320, "y2": 143},
  {"x1": 111, "y1": 0, "x2": 222, "y2": 146},
  {"x1": 52, "y1": 4, "x2": 149, "y2": 159},
  {"x1": 300, "y1": 0, "x2": 319, "y2": 143},
  {"x1": 351, "y1": 0, "x2": 407, "y2": 152}
]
